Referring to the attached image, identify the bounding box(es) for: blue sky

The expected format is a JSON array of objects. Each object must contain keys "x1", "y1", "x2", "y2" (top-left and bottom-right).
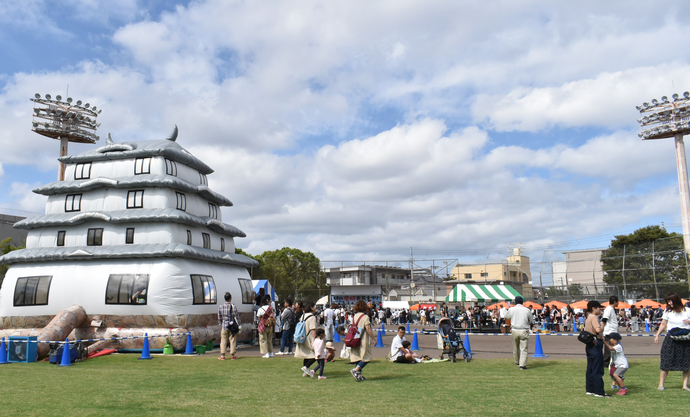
[{"x1": 1, "y1": 1, "x2": 690, "y2": 282}]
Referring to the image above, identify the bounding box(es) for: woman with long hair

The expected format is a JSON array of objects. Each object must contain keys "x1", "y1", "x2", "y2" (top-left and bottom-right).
[
  {"x1": 349, "y1": 300, "x2": 375, "y2": 382},
  {"x1": 654, "y1": 293, "x2": 690, "y2": 391},
  {"x1": 295, "y1": 302, "x2": 318, "y2": 378}
]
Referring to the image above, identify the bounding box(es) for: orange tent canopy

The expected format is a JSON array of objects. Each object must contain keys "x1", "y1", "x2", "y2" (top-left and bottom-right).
[
  {"x1": 569, "y1": 300, "x2": 590, "y2": 309},
  {"x1": 410, "y1": 303, "x2": 436, "y2": 311},
  {"x1": 524, "y1": 301, "x2": 542, "y2": 309},
  {"x1": 632, "y1": 299, "x2": 662, "y2": 309},
  {"x1": 602, "y1": 301, "x2": 632, "y2": 309},
  {"x1": 543, "y1": 300, "x2": 567, "y2": 309}
]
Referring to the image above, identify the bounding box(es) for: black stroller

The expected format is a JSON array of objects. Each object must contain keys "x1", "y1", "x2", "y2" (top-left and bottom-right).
[{"x1": 437, "y1": 317, "x2": 471, "y2": 363}]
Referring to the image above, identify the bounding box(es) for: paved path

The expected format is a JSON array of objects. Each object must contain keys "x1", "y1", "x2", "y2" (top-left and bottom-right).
[{"x1": 230, "y1": 329, "x2": 662, "y2": 361}]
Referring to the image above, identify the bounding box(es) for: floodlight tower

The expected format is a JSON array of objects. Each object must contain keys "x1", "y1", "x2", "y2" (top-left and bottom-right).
[
  {"x1": 30, "y1": 93, "x2": 101, "y2": 181},
  {"x1": 636, "y1": 92, "x2": 690, "y2": 259}
]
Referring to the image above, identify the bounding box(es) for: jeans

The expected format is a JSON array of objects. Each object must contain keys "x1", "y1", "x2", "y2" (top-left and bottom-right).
[
  {"x1": 280, "y1": 327, "x2": 294, "y2": 353},
  {"x1": 585, "y1": 339, "x2": 605, "y2": 395}
]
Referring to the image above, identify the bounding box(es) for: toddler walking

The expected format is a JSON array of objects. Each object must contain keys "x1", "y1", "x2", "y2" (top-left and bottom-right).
[
  {"x1": 603, "y1": 333, "x2": 628, "y2": 395},
  {"x1": 312, "y1": 328, "x2": 327, "y2": 380}
]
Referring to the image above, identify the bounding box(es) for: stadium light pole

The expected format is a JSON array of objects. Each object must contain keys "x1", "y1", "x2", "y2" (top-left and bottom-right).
[
  {"x1": 30, "y1": 93, "x2": 102, "y2": 181},
  {"x1": 637, "y1": 92, "x2": 690, "y2": 290}
]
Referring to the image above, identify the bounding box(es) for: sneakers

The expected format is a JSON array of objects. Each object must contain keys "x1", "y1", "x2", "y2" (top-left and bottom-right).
[
  {"x1": 230, "y1": 356, "x2": 237, "y2": 360},
  {"x1": 269, "y1": 352, "x2": 275, "y2": 358},
  {"x1": 350, "y1": 368, "x2": 360, "y2": 381},
  {"x1": 301, "y1": 366, "x2": 310, "y2": 377},
  {"x1": 262, "y1": 353, "x2": 270, "y2": 358},
  {"x1": 594, "y1": 393, "x2": 612, "y2": 398},
  {"x1": 658, "y1": 386, "x2": 665, "y2": 391},
  {"x1": 218, "y1": 356, "x2": 225, "y2": 360},
  {"x1": 318, "y1": 376, "x2": 327, "y2": 380},
  {"x1": 683, "y1": 387, "x2": 690, "y2": 392},
  {"x1": 275, "y1": 352, "x2": 283, "y2": 355},
  {"x1": 520, "y1": 366, "x2": 527, "y2": 370},
  {"x1": 611, "y1": 384, "x2": 618, "y2": 389},
  {"x1": 616, "y1": 388, "x2": 628, "y2": 396},
  {"x1": 586, "y1": 392, "x2": 595, "y2": 395},
  {"x1": 310, "y1": 370, "x2": 315, "y2": 378}
]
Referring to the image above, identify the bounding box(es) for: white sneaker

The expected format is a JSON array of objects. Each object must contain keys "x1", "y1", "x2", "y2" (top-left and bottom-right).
[
  {"x1": 301, "y1": 366, "x2": 310, "y2": 377},
  {"x1": 276, "y1": 352, "x2": 284, "y2": 355},
  {"x1": 262, "y1": 353, "x2": 270, "y2": 358},
  {"x1": 269, "y1": 352, "x2": 274, "y2": 358}
]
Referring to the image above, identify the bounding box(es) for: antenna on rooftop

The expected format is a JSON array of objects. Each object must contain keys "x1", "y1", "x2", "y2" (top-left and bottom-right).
[{"x1": 30, "y1": 93, "x2": 102, "y2": 181}]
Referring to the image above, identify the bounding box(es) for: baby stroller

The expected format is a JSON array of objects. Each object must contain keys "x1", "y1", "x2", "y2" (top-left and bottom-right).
[{"x1": 437, "y1": 317, "x2": 471, "y2": 363}]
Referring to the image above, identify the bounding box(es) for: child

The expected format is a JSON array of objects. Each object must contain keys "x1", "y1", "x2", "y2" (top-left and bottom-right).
[
  {"x1": 399, "y1": 341, "x2": 422, "y2": 363},
  {"x1": 325, "y1": 341, "x2": 336, "y2": 362},
  {"x1": 312, "y1": 328, "x2": 327, "y2": 380},
  {"x1": 602, "y1": 333, "x2": 628, "y2": 395}
]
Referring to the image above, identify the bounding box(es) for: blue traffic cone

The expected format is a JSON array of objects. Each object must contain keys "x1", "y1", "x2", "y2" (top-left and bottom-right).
[
  {"x1": 185, "y1": 333, "x2": 194, "y2": 354},
  {"x1": 406, "y1": 323, "x2": 411, "y2": 335},
  {"x1": 334, "y1": 330, "x2": 341, "y2": 343},
  {"x1": 464, "y1": 330, "x2": 472, "y2": 356},
  {"x1": 139, "y1": 333, "x2": 153, "y2": 360},
  {"x1": 375, "y1": 329, "x2": 385, "y2": 348},
  {"x1": 411, "y1": 329, "x2": 420, "y2": 351},
  {"x1": 645, "y1": 322, "x2": 650, "y2": 333},
  {"x1": 59, "y1": 338, "x2": 72, "y2": 367},
  {"x1": 0, "y1": 337, "x2": 8, "y2": 364},
  {"x1": 531, "y1": 333, "x2": 548, "y2": 358}
]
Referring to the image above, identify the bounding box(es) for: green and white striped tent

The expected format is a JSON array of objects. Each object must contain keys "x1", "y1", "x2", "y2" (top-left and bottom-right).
[{"x1": 445, "y1": 284, "x2": 522, "y2": 303}]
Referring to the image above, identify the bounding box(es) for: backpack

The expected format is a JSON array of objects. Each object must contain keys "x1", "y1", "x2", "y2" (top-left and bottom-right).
[
  {"x1": 344, "y1": 314, "x2": 365, "y2": 348},
  {"x1": 294, "y1": 313, "x2": 312, "y2": 344}
]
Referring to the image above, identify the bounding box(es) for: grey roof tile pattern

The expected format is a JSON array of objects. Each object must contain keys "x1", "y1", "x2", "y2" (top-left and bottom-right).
[
  {"x1": 13, "y1": 209, "x2": 247, "y2": 237},
  {"x1": 59, "y1": 139, "x2": 214, "y2": 174},
  {"x1": 33, "y1": 175, "x2": 233, "y2": 206},
  {"x1": 0, "y1": 243, "x2": 259, "y2": 267}
]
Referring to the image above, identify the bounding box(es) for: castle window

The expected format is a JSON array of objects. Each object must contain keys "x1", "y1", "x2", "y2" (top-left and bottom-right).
[
  {"x1": 126, "y1": 190, "x2": 144, "y2": 209},
  {"x1": 87, "y1": 228, "x2": 103, "y2": 246},
  {"x1": 190, "y1": 274, "x2": 216, "y2": 304},
  {"x1": 134, "y1": 157, "x2": 151, "y2": 175},
  {"x1": 238, "y1": 279, "x2": 254, "y2": 304},
  {"x1": 65, "y1": 194, "x2": 82, "y2": 212},
  {"x1": 187, "y1": 230, "x2": 192, "y2": 245},
  {"x1": 202, "y1": 233, "x2": 211, "y2": 249},
  {"x1": 126, "y1": 228, "x2": 135, "y2": 244},
  {"x1": 208, "y1": 203, "x2": 218, "y2": 219},
  {"x1": 57, "y1": 231, "x2": 66, "y2": 246},
  {"x1": 13, "y1": 276, "x2": 52, "y2": 306},
  {"x1": 165, "y1": 158, "x2": 177, "y2": 176},
  {"x1": 220, "y1": 238, "x2": 225, "y2": 252},
  {"x1": 199, "y1": 172, "x2": 208, "y2": 185},
  {"x1": 176, "y1": 192, "x2": 186, "y2": 211},
  {"x1": 75, "y1": 163, "x2": 91, "y2": 180},
  {"x1": 105, "y1": 274, "x2": 150, "y2": 305}
]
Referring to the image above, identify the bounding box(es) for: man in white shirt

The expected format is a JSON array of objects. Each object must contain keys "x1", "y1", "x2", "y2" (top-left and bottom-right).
[
  {"x1": 602, "y1": 296, "x2": 619, "y2": 366},
  {"x1": 324, "y1": 304, "x2": 336, "y2": 342},
  {"x1": 390, "y1": 326, "x2": 413, "y2": 363},
  {"x1": 505, "y1": 296, "x2": 534, "y2": 370}
]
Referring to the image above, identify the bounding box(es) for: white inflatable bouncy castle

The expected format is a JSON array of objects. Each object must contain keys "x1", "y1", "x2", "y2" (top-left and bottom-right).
[{"x1": 0, "y1": 129, "x2": 258, "y2": 355}]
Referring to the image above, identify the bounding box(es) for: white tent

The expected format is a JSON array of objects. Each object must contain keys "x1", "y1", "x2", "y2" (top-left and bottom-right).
[
  {"x1": 316, "y1": 295, "x2": 329, "y2": 306},
  {"x1": 382, "y1": 301, "x2": 409, "y2": 310}
]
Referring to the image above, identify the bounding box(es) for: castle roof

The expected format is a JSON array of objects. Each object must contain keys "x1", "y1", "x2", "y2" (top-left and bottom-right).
[{"x1": 59, "y1": 139, "x2": 214, "y2": 174}]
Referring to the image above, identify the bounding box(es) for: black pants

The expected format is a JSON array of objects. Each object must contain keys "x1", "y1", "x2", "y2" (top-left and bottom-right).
[
  {"x1": 585, "y1": 339, "x2": 605, "y2": 395},
  {"x1": 303, "y1": 358, "x2": 315, "y2": 368},
  {"x1": 312, "y1": 359, "x2": 325, "y2": 377}
]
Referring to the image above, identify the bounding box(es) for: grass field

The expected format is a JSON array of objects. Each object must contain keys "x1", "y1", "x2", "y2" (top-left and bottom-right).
[{"x1": 1, "y1": 354, "x2": 688, "y2": 416}]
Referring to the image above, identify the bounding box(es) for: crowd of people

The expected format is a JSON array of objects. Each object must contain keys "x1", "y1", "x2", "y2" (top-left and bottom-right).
[{"x1": 217, "y1": 289, "x2": 690, "y2": 392}]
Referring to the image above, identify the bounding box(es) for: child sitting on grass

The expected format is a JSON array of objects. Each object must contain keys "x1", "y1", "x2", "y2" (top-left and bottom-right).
[
  {"x1": 312, "y1": 328, "x2": 327, "y2": 380},
  {"x1": 603, "y1": 333, "x2": 628, "y2": 396}
]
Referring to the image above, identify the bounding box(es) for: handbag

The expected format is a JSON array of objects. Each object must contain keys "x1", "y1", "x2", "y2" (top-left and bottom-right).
[
  {"x1": 226, "y1": 305, "x2": 240, "y2": 334},
  {"x1": 577, "y1": 330, "x2": 596, "y2": 346}
]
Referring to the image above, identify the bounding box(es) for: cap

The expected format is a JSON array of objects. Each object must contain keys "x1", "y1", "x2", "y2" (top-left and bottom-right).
[
  {"x1": 587, "y1": 300, "x2": 602, "y2": 310},
  {"x1": 514, "y1": 296, "x2": 524, "y2": 304},
  {"x1": 606, "y1": 333, "x2": 622, "y2": 341}
]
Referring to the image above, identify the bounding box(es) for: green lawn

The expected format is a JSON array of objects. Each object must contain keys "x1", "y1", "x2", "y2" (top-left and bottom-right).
[{"x1": 0, "y1": 354, "x2": 688, "y2": 416}]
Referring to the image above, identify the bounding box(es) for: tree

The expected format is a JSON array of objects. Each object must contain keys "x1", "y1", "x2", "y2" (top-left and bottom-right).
[
  {"x1": 601, "y1": 225, "x2": 688, "y2": 300},
  {"x1": 244, "y1": 247, "x2": 325, "y2": 303},
  {"x1": 0, "y1": 238, "x2": 25, "y2": 289}
]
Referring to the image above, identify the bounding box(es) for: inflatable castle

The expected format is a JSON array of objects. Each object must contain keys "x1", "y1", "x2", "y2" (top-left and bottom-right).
[{"x1": 0, "y1": 128, "x2": 259, "y2": 356}]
